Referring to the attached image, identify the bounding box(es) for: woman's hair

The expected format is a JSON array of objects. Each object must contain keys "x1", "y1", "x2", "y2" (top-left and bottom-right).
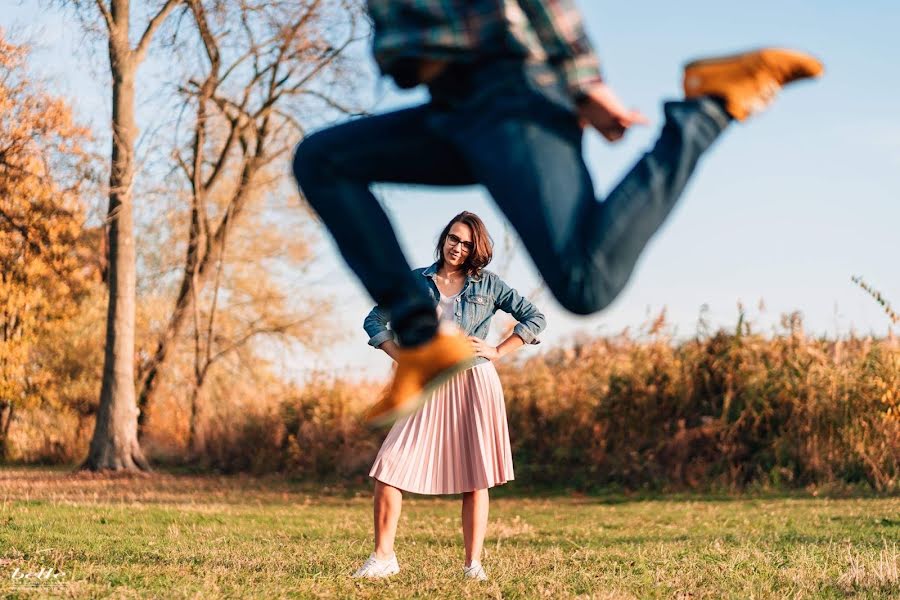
[{"x1": 434, "y1": 211, "x2": 493, "y2": 277}]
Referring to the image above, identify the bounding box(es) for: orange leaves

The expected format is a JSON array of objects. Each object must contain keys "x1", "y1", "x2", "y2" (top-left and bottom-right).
[{"x1": 0, "y1": 31, "x2": 97, "y2": 410}]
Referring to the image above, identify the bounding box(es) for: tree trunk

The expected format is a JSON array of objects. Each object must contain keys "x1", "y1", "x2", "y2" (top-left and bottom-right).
[
  {"x1": 0, "y1": 401, "x2": 13, "y2": 463},
  {"x1": 186, "y1": 383, "x2": 205, "y2": 460},
  {"x1": 81, "y1": 19, "x2": 150, "y2": 472}
]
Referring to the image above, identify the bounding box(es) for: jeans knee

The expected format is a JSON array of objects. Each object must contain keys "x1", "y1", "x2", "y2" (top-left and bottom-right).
[
  {"x1": 548, "y1": 268, "x2": 616, "y2": 316},
  {"x1": 291, "y1": 134, "x2": 321, "y2": 188},
  {"x1": 559, "y1": 289, "x2": 613, "y2": 316}
]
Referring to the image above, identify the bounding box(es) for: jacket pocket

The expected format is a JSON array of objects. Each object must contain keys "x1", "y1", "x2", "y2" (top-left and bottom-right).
[
  {"x1": 465, "y1": 294, "x2": 491, "y2": 327},
  {"x1": 467, "y1": 294, "x2": 488, "y2": 306}
]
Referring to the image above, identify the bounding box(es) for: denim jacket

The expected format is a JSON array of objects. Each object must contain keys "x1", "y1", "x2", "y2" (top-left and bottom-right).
[{"x1": 364, "y1": 262, "x2": 546, "y2": 366}]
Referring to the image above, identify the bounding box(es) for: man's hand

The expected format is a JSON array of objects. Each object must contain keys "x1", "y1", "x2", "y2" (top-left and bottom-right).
[
  {"x1": 577, "y1": 82, "x2": 649, "y2": 142},
  {"x1": 468, "y1": 336, "x2": 499, "y2": 361}
]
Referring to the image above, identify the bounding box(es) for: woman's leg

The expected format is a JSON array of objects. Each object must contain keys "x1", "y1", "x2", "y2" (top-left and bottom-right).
[
  {"x1": 461, "y1": 488, "x2": 490, "y2": 566},
  {"x1": 373, "y1": 479, "x2": 403, "y2": 559}
]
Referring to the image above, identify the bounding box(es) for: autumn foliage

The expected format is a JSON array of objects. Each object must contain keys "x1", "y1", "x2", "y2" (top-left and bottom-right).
[{"x1": 0, "y1": 32, "x2": 98, "y2": 460}]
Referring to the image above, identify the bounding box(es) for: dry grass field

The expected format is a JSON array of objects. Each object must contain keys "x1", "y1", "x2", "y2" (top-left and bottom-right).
[{"x1": 2, "y1": 467, "x2": 899, "y2": 598}]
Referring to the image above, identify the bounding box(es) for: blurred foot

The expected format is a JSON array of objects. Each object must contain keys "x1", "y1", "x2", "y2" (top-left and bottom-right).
[
  {"x1": 683, "y1": 48, "x2": 824, "y2": 121},
  {"x1": 365, "y1": 325, "x2": 475, "y2": 427},
  {"x1": 352, "y1": 552, "x2": 400, "y2": 578},
  {"x1": 463, "y1": 560, "x2": 488, "y2": 581}
]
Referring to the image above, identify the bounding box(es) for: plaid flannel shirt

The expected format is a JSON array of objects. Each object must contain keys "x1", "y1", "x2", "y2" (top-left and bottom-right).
[{"x1": 367, "y1": 0, "x2": 603, "y2": 98}]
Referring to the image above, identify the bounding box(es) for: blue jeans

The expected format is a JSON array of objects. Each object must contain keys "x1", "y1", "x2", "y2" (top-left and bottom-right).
[{"x1": 293, "y1": 59, "x2": 731, "y2": 340}]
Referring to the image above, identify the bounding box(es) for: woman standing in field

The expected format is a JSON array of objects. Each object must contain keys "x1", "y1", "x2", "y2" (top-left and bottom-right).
[{"x1": 353, "y1": 211, "x2": 546, "y2": 581}]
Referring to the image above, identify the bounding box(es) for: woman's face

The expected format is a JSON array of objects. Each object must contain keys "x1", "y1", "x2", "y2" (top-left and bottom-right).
[{"x1": 442, "y1": 222, "x2": 474, "y2": 270}]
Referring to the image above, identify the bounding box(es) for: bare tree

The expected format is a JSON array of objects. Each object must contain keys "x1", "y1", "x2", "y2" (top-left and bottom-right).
[
  {"x1": 135, "y1": 0, "x2": 363, "y2": 438},
  {"x1": 182, "y1": 214, "x2": 320, "y2": 457},
  {"x1": 53, "y1": 0, "x2": 184, "y2": 471}
]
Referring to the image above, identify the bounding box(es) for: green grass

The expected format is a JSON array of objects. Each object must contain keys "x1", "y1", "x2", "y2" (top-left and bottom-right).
[{"x1": 1, "y1": 467, "x2": 899, "y2": 598}]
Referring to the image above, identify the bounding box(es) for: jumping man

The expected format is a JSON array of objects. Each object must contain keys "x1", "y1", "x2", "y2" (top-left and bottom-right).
[{"x1": 292, "y1": 0, "x2": 824, "y2": 424}]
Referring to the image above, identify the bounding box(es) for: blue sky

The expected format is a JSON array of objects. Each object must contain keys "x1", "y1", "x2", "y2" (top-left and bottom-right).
[{"x1": 4, "y1": 1, "x2": 899, "y2": 380}]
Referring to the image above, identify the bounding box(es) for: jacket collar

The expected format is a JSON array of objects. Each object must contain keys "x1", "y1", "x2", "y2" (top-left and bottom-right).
[{"x1": 422, "y1": 261, "x2": 482, "y2": 283}]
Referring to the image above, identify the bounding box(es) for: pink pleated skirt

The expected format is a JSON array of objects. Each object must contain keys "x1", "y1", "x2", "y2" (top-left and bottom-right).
[{"x1": 369, "y1": 360, "x2": 514, "y2": 495}]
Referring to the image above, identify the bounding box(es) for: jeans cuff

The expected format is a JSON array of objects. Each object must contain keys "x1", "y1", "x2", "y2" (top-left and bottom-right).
[{"x1": 694, "y1": 96, "x2": 733, "y2": 131}]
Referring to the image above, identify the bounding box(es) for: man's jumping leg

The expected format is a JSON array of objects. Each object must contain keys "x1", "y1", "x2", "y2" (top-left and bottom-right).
[
  {"x1": 293, "y1": 106, "x2": 478, "y2": 425},
  {"x1": 456, "y1": 48, "x2": 822, "y2": 315}
]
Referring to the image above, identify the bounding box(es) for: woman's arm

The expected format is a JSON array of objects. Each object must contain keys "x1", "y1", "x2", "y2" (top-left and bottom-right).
[
  {"x1": 468, "y1": 276, "x2": 547, "y2": 360},
  {"x1": 377, "y1": 340, "x2": 402, "y2": 361},
  {"x1": 363, "y1": 304, "x2": 399, "y2": 354},
  {"x1": 492, "y1": 276, "x2": 547, "y2": 345},
  {"x1": 469, "y1": 333, "x2": 525, "y2": 361}
]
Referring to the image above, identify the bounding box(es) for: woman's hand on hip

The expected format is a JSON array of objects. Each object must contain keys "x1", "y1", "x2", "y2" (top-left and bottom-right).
[
  {"x1": 468, "y1": 336, "x2": 499, "y2": 361},
  {"x1": 378, "y1": 340, "x2": 401, "y2": 362}
]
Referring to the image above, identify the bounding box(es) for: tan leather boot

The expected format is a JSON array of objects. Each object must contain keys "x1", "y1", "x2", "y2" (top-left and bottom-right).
[
  {"x1": 683, "y1": 48, "x2": 824, "y2": 121},
  {"x1": 365, "y1": 326, "x2": 475, "y2": 427}
]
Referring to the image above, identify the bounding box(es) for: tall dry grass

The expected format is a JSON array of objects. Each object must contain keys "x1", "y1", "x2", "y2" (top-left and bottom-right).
[
  {"x1": 7, "y1": 313, "x2": 899, "y2": 492},
  {"x1": 180, "y1": 312, "x2": 898, "y2": 492},
  {"x1": 498, "y1": 313, "x2": 899, "y2": 491}
]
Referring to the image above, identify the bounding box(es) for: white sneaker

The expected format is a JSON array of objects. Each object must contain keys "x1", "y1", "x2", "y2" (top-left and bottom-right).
[
  {"x1": 463, "y1": 560, "x2": 488, "y2": 581},
  {"x1": 352, "y1": 553, "x2": 400, "y2": 578}
]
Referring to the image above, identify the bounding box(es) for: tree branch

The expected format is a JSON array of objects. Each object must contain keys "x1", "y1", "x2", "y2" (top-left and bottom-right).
[
  {"x1": 94, "y1": 0, "x2": 114, "y2": 32},
  {"x1": 295, "y1": 89, "x2": 361, "y2": 116},
  {"x1": 202, "y1": 116, "x2": 240, "y2": 192},
  {"x1": 207, "y1": 317, "x2": 314, "y2": 367},
  {"x1": 135, "y1": 0, "x2": 182, "y2": 63}
]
